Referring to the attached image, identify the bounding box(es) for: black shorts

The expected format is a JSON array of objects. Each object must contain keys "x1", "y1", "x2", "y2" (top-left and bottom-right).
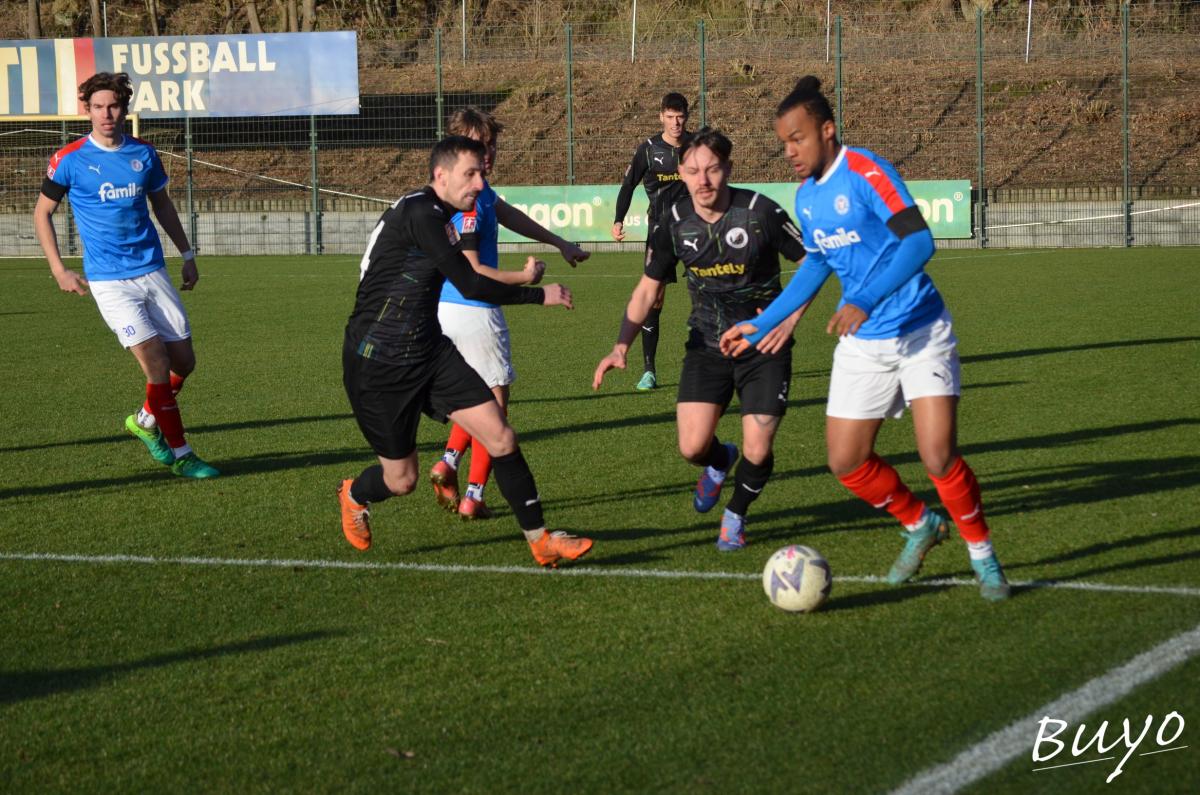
[
  {"x1": 676, "y1": 340, "x2": 793, "y2": 417},
  {"x1": 342, "y1": 334, "x2": 495, "y2": 459},
  {"x1": 643, "y1": 221, "x2": 677, "y2": 284}
]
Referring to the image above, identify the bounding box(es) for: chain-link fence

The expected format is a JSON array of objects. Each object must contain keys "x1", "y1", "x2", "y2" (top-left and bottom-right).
[{"x1": 2, "y1": 2, "x2": 1196, "y2": 256}]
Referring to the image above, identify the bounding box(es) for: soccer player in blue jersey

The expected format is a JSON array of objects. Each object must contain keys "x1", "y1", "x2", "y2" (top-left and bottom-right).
[
  {"x1": 720, "y1": 76, "x2": 1010, "y2": 600},
  {"x1": 430, "y1": 108, "x2": 590, "y2": 520},
  {"x1": 33, "y1": 72, "x2": 218, "y2": 479}
]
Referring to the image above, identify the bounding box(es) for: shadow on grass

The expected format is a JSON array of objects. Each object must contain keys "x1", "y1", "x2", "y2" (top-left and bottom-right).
[
  {"x1": 821, "y1": 583, "x2": 953, "y2": 612},
  {"x1": 1005, "y1": 526, "x2": 1200, "y2": 574},
  {"x1": 0, "y1": 629, "x2": 343, "y2": 706},
  {"x1": 960, "y1": 335, "x2": 1200, "y2": 366}
]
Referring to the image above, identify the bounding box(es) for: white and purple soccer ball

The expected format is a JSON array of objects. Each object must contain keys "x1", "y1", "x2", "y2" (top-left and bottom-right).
[{"x1": 762, "y1": 545, "x2": 832, "y2": 613}]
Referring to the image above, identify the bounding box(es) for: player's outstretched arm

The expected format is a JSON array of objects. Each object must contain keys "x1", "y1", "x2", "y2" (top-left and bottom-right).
[
  {"x1": 439, "y1": 249, "x2": 547, "y2": 308},
  {"x1": 612, "y1": 145, "x2": 648, "y2": 242},
  {"x1": 593, "y1": 274, "x2": 660, "y2": 390},
  {"x1": 149, "y1": 189, "x2": 199, "y2": 290},
  {"x1": 494, "y1": 199, "x2": 589, "y2": 267},
  {"x1": 33, "y1": 194, "x2": 88, "y2": 296}
]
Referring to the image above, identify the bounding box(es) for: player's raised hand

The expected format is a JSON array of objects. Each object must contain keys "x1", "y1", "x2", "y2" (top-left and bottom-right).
[
  {"x1": 541, "y1": 283, "x2": 574, "y2": 310},
  {"x1": 827, "y1": 304, "x2": 867, "y2": 337},
  {"x1": 181, "y1": 258, "x2": 199, "y2": 291},
  {"x1": 592, "y1": 347, "x2": 628, "y2": 390},
  {"x1": 523, "y1": 256, "x2": 546, "y2": 285},
  {"x1": 719, "y1": 322, "x2": 758, "y2": 357},
  {"x1": 558, "y1": 241, "x2": 590, "y2": 268},
  {"x1": 610, "y1": 222, "x2": 626, "y2": 242},
  {"x1": 53, "y1": 268, "x2": 89, "y2": 296}
]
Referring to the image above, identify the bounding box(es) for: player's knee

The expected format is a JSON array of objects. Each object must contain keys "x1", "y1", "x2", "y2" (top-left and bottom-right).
[
  {"x1": 384, "y1": 470, "x2": 417, "y2": 496},
  {"x1": 827, "y1": 451, "x2": 866, "y2": 479},
  {"x1": 920, "y1": 449, "x2": 956, "y2": 479},
  {"x1": 485, "y1": 425, "x2": 517, "y2": 457},
  {"x1": 678, "y1": 439, "x2": 710, "y2": 465},
  {"x1": 742, "y1": 439, "x2": 773, "y2": 465}
]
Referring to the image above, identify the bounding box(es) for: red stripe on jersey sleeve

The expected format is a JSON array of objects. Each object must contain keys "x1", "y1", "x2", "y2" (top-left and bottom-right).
[
  {"x1": 46, "y1": 137, "x2": 88, "y2": 179},
  {"x1": 845, "y1": 150, "x2": 908, "y2": 216}
]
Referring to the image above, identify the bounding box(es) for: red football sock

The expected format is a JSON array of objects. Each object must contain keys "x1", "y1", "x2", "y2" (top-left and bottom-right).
[
  {"x1": 468, "y1": 436, "x2": 492, "y2": 493},
  {"x1": 929, "y1": 457, "x2": 990, "y2": 543},
  {"x1": 146, "y1": 381, "x2": 186, "y2": 448},
  {"x1": 143, "y1": 372, "x2": 187, "y2": 415},
  {"x1": 838, "y1": 453, "x2": 926, "y2": 527},
  {"x1": 446, "y1": 423, "x2": 471, "y2": 457}
]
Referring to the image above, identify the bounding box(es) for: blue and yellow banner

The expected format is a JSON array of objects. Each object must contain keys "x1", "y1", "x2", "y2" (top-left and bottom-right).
[{"x1": 0, "y1": 32, "x2": 358, "y2": 117}]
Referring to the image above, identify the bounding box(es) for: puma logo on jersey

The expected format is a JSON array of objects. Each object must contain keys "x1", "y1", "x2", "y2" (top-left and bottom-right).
[
  {"x1": 682, "y1": 239, "x2": 699, "y2": 251},
  {"x1": 653, "y1": 155, "x2": 665, "y2": 164},
  {"x1": 801, "y1": 207, "x2": 812, "y2": 219},
  {"x1": 88, "y1": 165, "x2": 101, "y2": 174}
]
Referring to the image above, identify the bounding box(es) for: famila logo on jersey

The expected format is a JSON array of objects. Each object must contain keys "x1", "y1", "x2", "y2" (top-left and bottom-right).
[
  {"x1": 97, "y1": 182, "x2": 144, "y2": 202},
  {"x1": 813, "y1": 227, "x2": 862, "y2": 252}
]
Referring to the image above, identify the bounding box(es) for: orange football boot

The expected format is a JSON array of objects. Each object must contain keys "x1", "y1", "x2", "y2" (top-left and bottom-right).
[{"x1": 337, "y1": 478, "x2": 372, "y2": 551}]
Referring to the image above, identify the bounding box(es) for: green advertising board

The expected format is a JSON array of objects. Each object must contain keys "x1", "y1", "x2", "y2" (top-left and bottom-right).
[{"x1": 495, "y1": 180, "x2": 972, "y2": 243}]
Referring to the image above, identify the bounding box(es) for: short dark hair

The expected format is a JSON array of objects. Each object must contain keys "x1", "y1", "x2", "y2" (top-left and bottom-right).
[
  {"x1": 429, "y1": 135, "x2": 487, "y2": 179},
  {"x1": 679, "y1": 127, "x2": 732, "y2": 165},
  {"x1": 661, "y1": 92, "x2": 689, "y2": 114},
  {"x1": 447, "y1": 107, "x2": 504, "y2": 143},
  {"x1": 79, "y1": 72, "x2": 133, "y2": 112},
  {"x1": 776, "y1": 75, "x2": 835, "y2": 125}
]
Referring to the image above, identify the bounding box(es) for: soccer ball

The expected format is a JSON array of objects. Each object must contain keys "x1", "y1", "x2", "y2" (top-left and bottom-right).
[{"x1": 762, "y1": 545, "x2": 832, "y2": 613}]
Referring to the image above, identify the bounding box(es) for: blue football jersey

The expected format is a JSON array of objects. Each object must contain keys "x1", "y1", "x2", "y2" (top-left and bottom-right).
[
  {"x1": 794, "y1": 146, "x2": 943, "y2": 339},
  {"x1": 46, "y1": 135, "x2": 170, "y2": 281},
  {"x1": 440, "y1": 181, "x2": 500, "y2": 309}
]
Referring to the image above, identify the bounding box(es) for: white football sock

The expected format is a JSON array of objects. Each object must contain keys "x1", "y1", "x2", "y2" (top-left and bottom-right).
[{"x1": 966, "y1": 540, "x2": 994, "y2": 560}]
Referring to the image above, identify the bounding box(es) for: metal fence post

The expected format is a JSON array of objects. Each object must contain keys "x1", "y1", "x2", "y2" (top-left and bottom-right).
[
  {"x1": 565, "y1": 23, "x2": 575, "y2": 185},
  {"x1": 835, "y1": 16, "x2": 843, "y2": 142},
  {"x1": 435, "y1": 29, "x2": 445, "y2": 140},
  {"x1": 976, "y1": 9, "x2": 988, "y2": 248},
  {"x1": 310, "y1": 114, "x2": 322, "y2": 255},
  {"x1": 1122, "y1": 1, "x2": 1132, "y2": 247},
  {"x1": 631, "y1": 0, "x2": 637, "y2": 62},
  {"x1": 185, "y1": 115, "x2": 197, "y2": 252},
  {"x1": 698, "y1": 20, "x2": 707, "y2": 127}
]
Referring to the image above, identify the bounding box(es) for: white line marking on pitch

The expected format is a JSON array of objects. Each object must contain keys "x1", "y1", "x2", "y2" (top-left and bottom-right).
[
  {"x1": 890, "y1": 619, "x2": 1200, "y2": 794},
  {"x1": 0, "y1": 552, "x2": 1198, "y2": 598}
]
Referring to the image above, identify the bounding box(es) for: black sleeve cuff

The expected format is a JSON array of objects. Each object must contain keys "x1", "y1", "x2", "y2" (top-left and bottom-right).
[
  {"x1": 886, "y1": 205, "x2": 928, "y2": 239},
  {"x1": 41, "y1": 178, "x2": 67, "y2": 202}
]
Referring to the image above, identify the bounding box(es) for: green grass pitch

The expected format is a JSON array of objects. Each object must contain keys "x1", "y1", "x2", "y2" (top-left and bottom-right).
[{"x1": 1, "y1": 248, "x2": 1198, "y2": 793}]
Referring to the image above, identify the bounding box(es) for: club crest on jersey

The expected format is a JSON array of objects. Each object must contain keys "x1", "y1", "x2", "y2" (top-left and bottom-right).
[
  {"x1": 724, "y1": 227, "x2": 749, "y2": 249},
  {"x1": 445, "y1": 222, "x2": 460, "y2": 246},
  {"x1": 461, "y1": 215, "x2": 477, "y2": 233},
  {"x1": 130, "y1": 159, "x2": 144, "y2": 172},
  {"x1": 834, "y1": 194, "x2": 851, "y2": 215},
  {"x1": 812, "y1": 227, "x2": 862, "y2": 252}
]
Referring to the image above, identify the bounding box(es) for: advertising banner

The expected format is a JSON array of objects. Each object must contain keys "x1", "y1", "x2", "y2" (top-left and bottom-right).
[
  {"x1": 496, "y1": 180, "x2": 972, "y2": 242},
  {"x1": 0, "y1": 32, "x2": 358, "y2": 117}
]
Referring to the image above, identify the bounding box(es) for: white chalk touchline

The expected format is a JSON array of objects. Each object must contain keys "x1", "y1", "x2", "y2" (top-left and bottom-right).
[
  {"x1": 889, "y1": 619, "x2": 1200, "y2": 795},
  {"x1": 0, "y1": 552, "x2": 1197, "y2": 598}
]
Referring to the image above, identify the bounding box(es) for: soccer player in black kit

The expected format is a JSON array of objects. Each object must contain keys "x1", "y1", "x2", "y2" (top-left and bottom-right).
[
  {"x1": 611, "y1": 92, "x2": 693, "y2": 392},
  {"x1": 594, "y1": 128, "x2": 811, "y2": 550},
  {"x1": 339, "y1": 135, "x2": 592, "y2": 567}
]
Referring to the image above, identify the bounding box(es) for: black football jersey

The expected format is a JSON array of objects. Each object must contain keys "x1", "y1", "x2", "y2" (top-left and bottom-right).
[
  {"x1": 646, "y1": 187, "x2": 807, "y2": 350},
  {"x1": 346, "y1": 186, "x2": 543, "y2": 365},
  {"x1": 614, "y1": 132, "x2": 693, "y2": 224}
]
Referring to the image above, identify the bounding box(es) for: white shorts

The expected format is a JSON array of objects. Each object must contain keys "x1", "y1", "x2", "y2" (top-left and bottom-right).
[
  {"x1": 827, "y1": 309, "x2": 960, "y2": 420},
  {"x1": 437, "y1": 302, "x2": 515, "y2": 388},
  {"x1": 89, "y1": 267, "x2": 191, "y2": 349}
]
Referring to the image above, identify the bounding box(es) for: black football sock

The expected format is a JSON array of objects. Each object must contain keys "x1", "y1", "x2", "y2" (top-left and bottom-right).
[
  {"x1": 703, "y1": 437, "x2": 731, "y2": 471},
  {"x1": 726, "y1": 453, "x2": 774, "y2": 517},
  {"x1": 350, "y1": 464, "x2": 392, "y2": 504},
  {"x1": 641, "y1": 306, "x2": 662, "y2": 373},
  {"x1": 492, "y1": 447, "x2": 545, "y2": 532}
]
